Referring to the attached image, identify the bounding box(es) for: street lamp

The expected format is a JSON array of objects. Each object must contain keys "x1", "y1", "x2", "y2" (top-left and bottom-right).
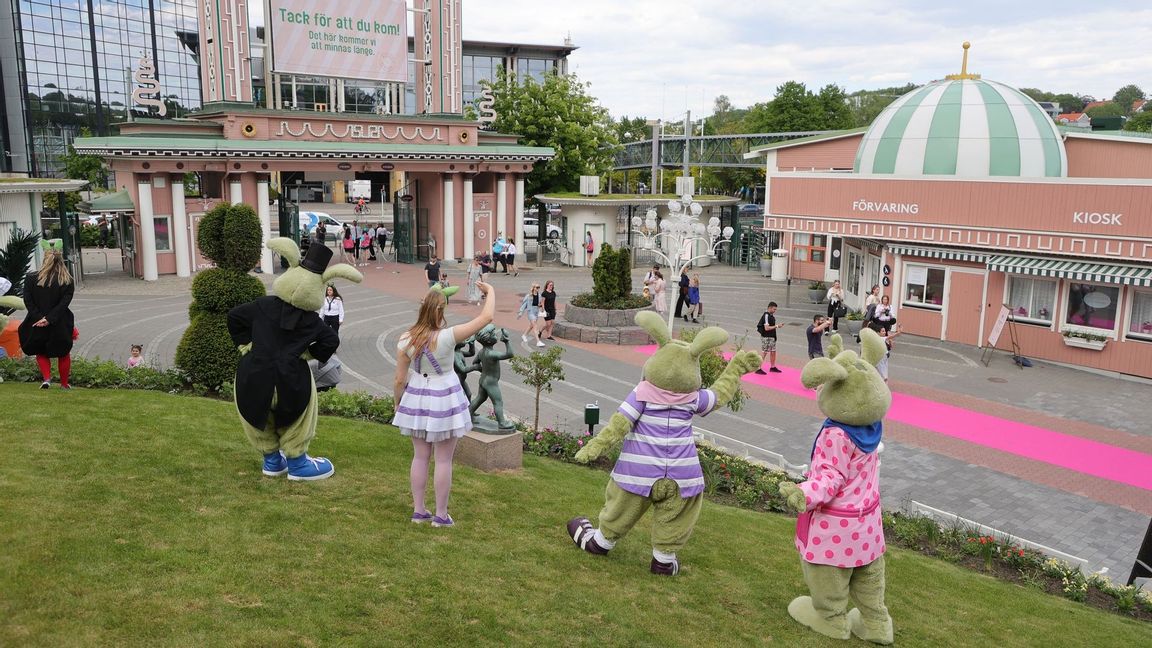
[{"x1": 632, "y1": 193, "x2": 735, "y2": 330}]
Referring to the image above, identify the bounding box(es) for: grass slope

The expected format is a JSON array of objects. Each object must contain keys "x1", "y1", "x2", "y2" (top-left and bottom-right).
[{"x1": 1, "y1": 385, "x2": 1149, "y2": 647}]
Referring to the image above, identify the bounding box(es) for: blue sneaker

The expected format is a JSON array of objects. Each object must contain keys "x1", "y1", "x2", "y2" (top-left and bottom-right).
[
  {"x1": 411, "y1": 511, "x2": 434, "y2": 524},
  {"x1": 262, "y1": 451, "x2": 288, "y2": 477},
  {"x1": 431, "y1": 514, "x2": 454, "y2": 528},
  {"x1": 286, "y1": 454, "x2": 334, "y2": 481}
]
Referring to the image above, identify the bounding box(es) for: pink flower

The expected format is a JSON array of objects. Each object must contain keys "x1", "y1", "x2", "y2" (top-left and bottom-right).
[
  {"x1": 577, "y1": 439, "x2": 584, "y2": 446},
  {"x1": 535, "y1": 434, "x2": 542, "y2": 441}
]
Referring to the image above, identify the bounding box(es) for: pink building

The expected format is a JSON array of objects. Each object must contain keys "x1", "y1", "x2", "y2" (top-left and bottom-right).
[{"x1": 748, "y1": 73, "x2": 1152, "y2": 379}]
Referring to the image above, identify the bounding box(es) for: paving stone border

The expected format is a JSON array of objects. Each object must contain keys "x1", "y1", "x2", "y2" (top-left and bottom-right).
[{"x1": 553, "y1": 304, "x2": 654, "y2": 345}]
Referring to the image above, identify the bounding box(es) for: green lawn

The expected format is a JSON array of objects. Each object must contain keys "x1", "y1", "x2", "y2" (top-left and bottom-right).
[{"x1": 1, "y1": 384, "x2": 1149, "y2": 647}]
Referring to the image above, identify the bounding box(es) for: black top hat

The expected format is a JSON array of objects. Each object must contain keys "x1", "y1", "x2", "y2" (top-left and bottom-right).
[{"x1": 300, "y1": 242, "x2": 332, "y2": 274}]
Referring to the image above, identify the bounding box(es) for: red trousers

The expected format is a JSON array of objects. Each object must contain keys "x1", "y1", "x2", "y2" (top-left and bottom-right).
[{"x1": 36, "y1": 354, "x2": 71, "y2": 386}]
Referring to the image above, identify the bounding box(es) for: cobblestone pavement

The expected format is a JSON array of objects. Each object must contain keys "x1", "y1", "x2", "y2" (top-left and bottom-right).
[{"x1": 45, "y1": 259, "x2": 1152, "y2": 581}]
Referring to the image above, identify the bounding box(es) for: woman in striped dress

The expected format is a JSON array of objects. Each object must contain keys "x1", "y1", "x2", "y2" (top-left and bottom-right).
[{"x1": 392, "y1": 281, "x2": 494, "y2": 528}]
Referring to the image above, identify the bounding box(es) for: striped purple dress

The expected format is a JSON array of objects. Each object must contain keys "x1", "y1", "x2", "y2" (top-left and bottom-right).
[
  {"x1": 392, "y1": 328, "x2": 472, "y2": 442},
  {"x1": 609, "y1": 384, "x2": 718, "y2": 498}
]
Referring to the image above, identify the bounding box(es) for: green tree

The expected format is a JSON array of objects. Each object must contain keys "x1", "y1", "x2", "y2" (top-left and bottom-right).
[
  {"x1": 1052, "y1": 93, "x2": 1087, "y2": 114},
  {"x1": 509, "y1": 346, "x2": 565, "y2": 433},
  {"x1": 1086, "y1": 102, "x2": 1124, "y2": 119},
  {"x1": 59, "y1": 128, "x2": 108, "y2": 188},
  {"x1": 816, "y1": 84, "x2": 855, "y2": 130},
  {"x1": 743, "y1": 81, "x2": 821, "y2": 132},
  {"x1": 1112, "y1": 84, "x2": 1145, "y2": 114},
  {"x1": 1125, "y1": 111, "x2": 1152, "y2": 133},
  {"x1": 486, "y1": 69, "x2": 617, "y2": 199}
]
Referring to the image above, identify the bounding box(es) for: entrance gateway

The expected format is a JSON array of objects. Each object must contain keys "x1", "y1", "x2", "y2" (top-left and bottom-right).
[{"x1": 72, "y1": 0, "x2": 553, "y2": 280}]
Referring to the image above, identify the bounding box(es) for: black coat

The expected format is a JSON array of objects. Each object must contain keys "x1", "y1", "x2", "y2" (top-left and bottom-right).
[
  {"x1": 228, "y1": 296, "x2": 339, "y2": 430},
  {"x1": 18, "y1": 272, "x2": 75, "y2": 357}
]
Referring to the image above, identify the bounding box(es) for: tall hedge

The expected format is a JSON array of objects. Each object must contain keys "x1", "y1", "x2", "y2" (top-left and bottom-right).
[
  {"x1": 175, "y1": 203, "x2": 265, "y2": 389},
  {"x1": 590, "y1": 243, "x2": 633, "y2": 303}
]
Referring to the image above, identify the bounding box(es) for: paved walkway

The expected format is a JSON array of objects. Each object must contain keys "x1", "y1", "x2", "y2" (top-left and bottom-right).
[{"x1": 45, "y1": 259, "x2": 1152, "y2": 581}]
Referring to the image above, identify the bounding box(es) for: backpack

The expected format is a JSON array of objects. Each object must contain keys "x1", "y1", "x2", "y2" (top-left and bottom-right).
[{"x1": 756, "y1": 312, "x2": 767, "y2": 336}]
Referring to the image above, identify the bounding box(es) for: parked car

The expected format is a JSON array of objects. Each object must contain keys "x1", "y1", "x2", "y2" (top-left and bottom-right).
[
  {"x1": 299, "y1": 212, "x2": 345, "y2": 240},
  {"x1": 738, "y1": 203, "x2": 764, "y2": 219},
  {"x1": 523, "y1": 216, "x2": 562, "y2": 239}
]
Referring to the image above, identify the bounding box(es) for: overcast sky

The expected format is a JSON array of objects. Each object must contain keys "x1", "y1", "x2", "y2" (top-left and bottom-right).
[{"x1": 465, "y1": 0, "x2": 1150, "y2": 121}]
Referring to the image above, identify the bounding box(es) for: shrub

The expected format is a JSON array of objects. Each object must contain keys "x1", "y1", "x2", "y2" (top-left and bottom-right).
[
  {"x1": 175, "y1": 314, "x2": 241, "y2": 389},
  {"x1": 78, "y1": 223, "x2": 119, "y2": 248},
  {"x1": 196, "y1": 202, "x2": 262, "y2": 271},
  {"x1": 317, "y1": 389, "x2": 395, "y2": 424},
  {"x1": 569, "y1": 292, "x2": 651, "y2": 310},
  {"x1": 678, "y1": 327, "x2": 747, "y2": 411},
  {"x1": 189, "y1": 268, "x2": 266, "y2": 313}
]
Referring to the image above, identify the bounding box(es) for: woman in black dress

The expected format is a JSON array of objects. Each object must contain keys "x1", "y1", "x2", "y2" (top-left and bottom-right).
[
  {"x1": 19, "y1": 250, "x2": 76, "y2": 389},
  {"x1": 540, "y1": 280, "x2": 558, "y2": 340}
]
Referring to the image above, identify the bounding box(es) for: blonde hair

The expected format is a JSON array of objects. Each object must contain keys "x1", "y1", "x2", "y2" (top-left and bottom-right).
[
  {"x1": 530, "y1": 282, "x2": 541, "y2": 294},
  {"x1": 404, "y1": 290, "x2": 448, "y2": 354},
  {"x1": 37, "y1": 249, "x2": 73, "y2": 287}
]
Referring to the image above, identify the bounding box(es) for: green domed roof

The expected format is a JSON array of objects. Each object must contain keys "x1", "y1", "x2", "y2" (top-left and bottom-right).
[{"x1": 854, "y1": 79, "x2": 1067, "y2": 177}]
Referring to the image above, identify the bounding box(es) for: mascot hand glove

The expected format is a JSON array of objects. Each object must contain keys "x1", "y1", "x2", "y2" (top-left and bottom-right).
[
  {"x1": 237, "y1": 342, "x2": 253, "y2": 356},
  {"x1": 779, "y1": 481, "x2": 807, "y2": 514},
  {"x1": 574, "y1": 411, "x2": 633, "y2": 464}
]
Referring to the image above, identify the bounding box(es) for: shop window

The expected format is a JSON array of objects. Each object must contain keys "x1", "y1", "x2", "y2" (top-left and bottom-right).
[
  {"x1": 1006, "y1": 276, "x2": 1056, "y2": 325},
  {"x1": 1127, "y1": 290, "x2": 1152, "y2": 341},
  {"x1": 154, "y1": 216, "x2": 171, "y2": 252},
  {"x1": 1064, "y1": 283, "x2": 1119, "y2": 333},
  {"x1": 904, "y1": 264, "x2": 945, "y2": 309},
  {"x1": 792, "y1": 234, "x2": 826, "y2": 262}
]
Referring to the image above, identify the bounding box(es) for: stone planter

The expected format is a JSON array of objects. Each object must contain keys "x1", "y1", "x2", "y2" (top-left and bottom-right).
[
  {"x1": 808, "y1": 289, "x2": 825, "y2": 304},
  {"x1": 759, "y1": 259, "x2": 772, "y2": 277},
  {"x1": 1061, "y1": 336, "x2": 1107, "y2": 351},
  {"x1": 555, "y1": 304, "x2": 655, "y2": 345},
  {"x1": 844, "y1": 319, "x2": 863, "y2": 336}
]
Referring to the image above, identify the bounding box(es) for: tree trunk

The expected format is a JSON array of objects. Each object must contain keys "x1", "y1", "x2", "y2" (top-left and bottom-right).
[{"x1": 533, "y1": 385, "x2": 541, "y2": 432}]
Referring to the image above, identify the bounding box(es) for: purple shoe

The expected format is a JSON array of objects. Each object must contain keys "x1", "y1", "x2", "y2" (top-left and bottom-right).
[
  {"x1": 411, "y1": 511, "x2": 433, "y2": 524},
  {"x1": 650, "y1": 557, "x2": 680, "y2": 576},
  {"x1": 431, "y1": 514, "x2": 454, "y2": 528},
  {"x1": 567, "y1": 517, "x2": 609, "y2": 555}
]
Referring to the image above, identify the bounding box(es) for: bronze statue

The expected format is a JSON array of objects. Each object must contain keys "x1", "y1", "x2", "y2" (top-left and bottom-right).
[
  {"x1": 453, "y1": 337, "x2": 477, "y2": 404},
  {"x1": 468, "y1": 324, "x2": 516, "y2": 432}
]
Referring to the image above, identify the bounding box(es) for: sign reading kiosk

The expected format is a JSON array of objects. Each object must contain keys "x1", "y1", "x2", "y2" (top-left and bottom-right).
[{"x1": 270, "y1": 0, "x2": 407, "y2": 83}]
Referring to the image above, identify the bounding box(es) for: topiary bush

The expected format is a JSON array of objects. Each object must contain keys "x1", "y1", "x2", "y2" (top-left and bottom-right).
[{"x1": 175, "y1": 202, "x2": 265, "y2": 389}]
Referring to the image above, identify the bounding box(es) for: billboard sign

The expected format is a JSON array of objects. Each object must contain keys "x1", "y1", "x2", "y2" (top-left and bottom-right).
[{"x1": 270, "y1": 0, "x2": 407, "y2": 83}]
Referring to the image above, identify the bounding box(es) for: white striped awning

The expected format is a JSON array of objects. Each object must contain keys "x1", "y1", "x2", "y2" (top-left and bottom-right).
[
  {"x1": 886, "y1": 244, "x2": 987, "y2": 262},
  {"x1": 987, "y1": 254, "x2": 1152, "y2": 287}
]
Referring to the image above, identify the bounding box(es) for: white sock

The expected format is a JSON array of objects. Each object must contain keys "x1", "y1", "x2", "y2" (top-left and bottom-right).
[
  {"x1": 594, "y1": 529, "x2": 616, "y2": 550},
  {"x1": 652, "y1": 548, "x2": 677, "y2": 564}
]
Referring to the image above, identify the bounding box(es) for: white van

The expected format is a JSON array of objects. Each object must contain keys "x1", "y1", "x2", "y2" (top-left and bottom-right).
[
  {"x1": 299, "y1": 212, "x2": 345, "y2": 241},
  {"x1": 348, "y1": 180, "x2": 372, "y2": 201}
]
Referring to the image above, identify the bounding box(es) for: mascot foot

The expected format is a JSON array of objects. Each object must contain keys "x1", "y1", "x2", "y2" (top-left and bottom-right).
[
  {"x1": 566, "y1": 517, "x2": 609, "y2": 555},
  {"x1": 286, "y1": 454, "x2": 335, "y2": 481},
  {"x1": 787, "y1": 596, "x2": 850, "y2": 640},
  {"x1": 649, "y1": 558, "x2": 680, "y2": 576},
  {"x1": 262, "y1": 451, "x2": 288, "y2": 477},
  {"x1": 847, "y1": 608, "x2": 893, "y2": 645}
]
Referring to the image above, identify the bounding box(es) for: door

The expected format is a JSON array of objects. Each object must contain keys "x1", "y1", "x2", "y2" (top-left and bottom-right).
[
  {"x1": 473, "y1": 210, "x2": 492, "y2": 259},
  {"x1": 944, "y1": 270, "x2": 984, "y2": 346},
  {"x1": 581, "y1": 223, "x2": 606, "y2": 268}
]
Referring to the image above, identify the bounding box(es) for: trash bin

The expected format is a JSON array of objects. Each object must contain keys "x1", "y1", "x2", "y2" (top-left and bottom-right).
[{"x1": 770, "y1": 248, "x2": 788, "y2": 282}]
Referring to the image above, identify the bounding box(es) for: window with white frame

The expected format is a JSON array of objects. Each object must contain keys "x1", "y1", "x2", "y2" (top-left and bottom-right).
[
  {"x1": 792, "y1": 233, "x2": 826, "y2": 262},
  {"x1": 1064, "y1": 283, "x2": 1119, "y2": 333},
  {"x1": 1006, "y1": 276, "x2": 1056, "y2": 324},
  {"x1": 154, "y1": 216, "x2": 171, "y2": 252},
  {"x1": 1128, "y1": 289, "x2": 1152, "y2": 341},
  {"x1": 903, "y1": 264, "x2": 945, "y2": 309}
]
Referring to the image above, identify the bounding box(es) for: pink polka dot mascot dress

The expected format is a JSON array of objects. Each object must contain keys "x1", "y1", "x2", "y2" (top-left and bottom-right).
[{"x1": 778, "y1": 329, "x2": 895, "y2": 645}]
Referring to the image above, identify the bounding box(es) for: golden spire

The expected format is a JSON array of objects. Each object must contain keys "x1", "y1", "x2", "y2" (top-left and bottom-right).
[{"x1": 945, "y1": 42, "x2": 981, "y2": 80}]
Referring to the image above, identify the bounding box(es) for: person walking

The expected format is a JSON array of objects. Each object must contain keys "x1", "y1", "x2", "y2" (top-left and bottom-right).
[
  {"x1": 376, "y1": 223, "x2": 388, "y2": 257},
  {"x1": 365, "y1": 224, "x2": 377, "y2": 261},
  {"x1": 392, "y1": 278, "x2": 494, "y2": 528},
  {"x1": 505, "y1": 239, "x2": 518, "y2": 277},
  {"x1": 687, "y1": 273, "x2": 702, "y2": 323},
  {"x1": 825, "y1": 279, "x2": 845, "y2": 335},
  {"x1": 18, "y1": 249, "x2": 76, "y2": 389},
  {"x1": 466, "y1": 256, "x2": 483, "y2": 305},
  {"x1": 518, "y1": 282, "x2": 545, "y2": 347},
  {"x1": 424, "y1": 255, "x2": 442, "y2": 289},
  {"x1": 98, "y1": 217, "x2": 110, "y2": 249},
  {"x1": 754, "y1": 301, "x2": 782, "y2": 374},
  {"x1": 651, "y1": 270, "x2": 667, "y2": 316},
  {"x1": 358, "y1": 229, "x2": 372, "y2": 267},
  {"x1": 492, "y1": 235, "x2": 507, "y2": 274},
  {"x1": 340, "y1": 224, "x2": 355, "y2": 264},
  {"x1": 806, "y1": 315, "x2": 832, "y2": 359},
  {"x1": 584, "y1": 231, "x2": 595, "y2": 266},
  {"x1": 351, "y1": 220, "x2": 362, "y2": 264},
  {"x1": 320, "y1": 285, "x2": 344, "y2": 333},
  {"x1": 315, "y1": 221, "x2": 327, "y2": 245},
  {"x1": 541, "y1": 280, "x2": 558, "y2": 340},
  {"x1": 675, "y1": 268, "x2": 690, "y2": 319}
]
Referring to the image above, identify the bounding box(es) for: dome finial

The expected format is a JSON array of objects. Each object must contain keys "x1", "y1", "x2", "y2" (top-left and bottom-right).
[{"x1": 945, "y1": 42, "x2": 981, "y2": 80}]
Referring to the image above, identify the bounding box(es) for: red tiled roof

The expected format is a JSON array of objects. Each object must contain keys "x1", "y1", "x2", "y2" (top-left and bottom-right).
[
  {"x1": 1083, "y1": 100, "x2": 1113, "y2": 112},
  {"x1": 1057, "y1": 112, "x2": 1087, "y2": 121},
  {"x1": 1134, "y1": 99, "x2": 1147, "y2": 112}
]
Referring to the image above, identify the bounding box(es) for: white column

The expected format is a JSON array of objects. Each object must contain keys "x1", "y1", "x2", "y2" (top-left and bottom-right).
[
  {"x1": 257, "y1": 176, "x2": 273, "y2": 273},
  {"x1": 170, "y1": 175, "x2": 191, "y2": 277},
  {"x1": 513, "y1": 176, "x2": 525, "y2": 263},
  {"x1": 229, "y1": 176, "x2": 243, "y2": 204},
  {"x1": 496, "y1": 175, "x2": 507, "y2": 260},
  {"x1": 442, "y1": 174, "x2": 455, "y2": 261},
  {"x1": 138, "y1": 177, "x2": 158, "y2": 281},
  {"x1": 462, "y1": 175, "x2": 474, "y2": 262}
]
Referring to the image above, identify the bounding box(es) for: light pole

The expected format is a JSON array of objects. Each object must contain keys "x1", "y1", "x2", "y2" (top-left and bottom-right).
[{"x1": 632, "y1": 193, "x2": 734, "y2": 330}]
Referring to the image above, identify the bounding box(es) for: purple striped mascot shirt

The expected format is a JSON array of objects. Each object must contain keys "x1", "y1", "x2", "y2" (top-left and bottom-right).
[{"x1": 609, "y1": 382, "x2": 719, "y2": 498}]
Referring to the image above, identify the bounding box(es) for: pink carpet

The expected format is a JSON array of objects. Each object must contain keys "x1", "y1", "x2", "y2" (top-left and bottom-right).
[{"x1": 634, "y1": 345, "x2": 1152, "y2": 491}]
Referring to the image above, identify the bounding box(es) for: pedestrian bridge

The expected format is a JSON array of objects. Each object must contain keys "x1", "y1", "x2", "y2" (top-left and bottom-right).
[{"x1": 612, "y1": 131, "x2": 831, "y2": 170}]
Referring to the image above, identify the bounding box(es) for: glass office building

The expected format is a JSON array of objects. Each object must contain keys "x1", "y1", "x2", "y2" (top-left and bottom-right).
[{"x1": 0, "y1": 0, "x2": 201, "y2": 177}]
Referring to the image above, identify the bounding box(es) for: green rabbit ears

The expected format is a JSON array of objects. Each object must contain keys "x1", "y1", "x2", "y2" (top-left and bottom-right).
[{"x1": 430, "y1": 283, "x2": 459, "y2": 298}]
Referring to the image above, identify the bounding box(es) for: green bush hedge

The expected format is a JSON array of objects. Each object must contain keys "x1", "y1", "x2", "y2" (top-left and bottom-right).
[
  {"x1": 568, "y1": 292, "x2": 651, "y2": 310},
  {"x1": 196, "y1": 203, "x2": 262, "y2": 271},
  {"x1": 78, "y1": 223, "x2": 119, "y2": 249},
  {"x1": 189, "y1": 268, "x2": 266, "y2": 313},
  {"x1": 175, "y1": 314, "x2": 241, "y2": 390}
]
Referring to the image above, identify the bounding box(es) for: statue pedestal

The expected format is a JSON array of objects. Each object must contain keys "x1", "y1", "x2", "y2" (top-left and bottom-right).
[{"x1": 456, "y1": 429, "x2": 522, "y2": 472}]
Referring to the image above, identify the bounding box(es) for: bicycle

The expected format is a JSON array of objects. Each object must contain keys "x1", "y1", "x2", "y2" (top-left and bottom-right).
[
  {"x1": 353, "y1": 203, "x2": 371, "y2": 216},
  {"x1": 543, "y1": 238, "x2": 572, "y2": 265}
]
